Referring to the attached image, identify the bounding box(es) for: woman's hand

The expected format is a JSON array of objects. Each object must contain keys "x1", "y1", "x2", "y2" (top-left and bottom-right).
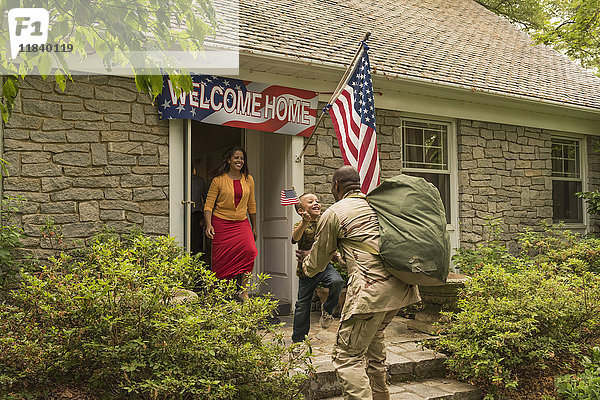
[
  {"x1": 205, "y1": 224, "x2": 215, "y2": 239},
  {"x1": 252, "y1": 227, "x2": 257, "y2": 241}
]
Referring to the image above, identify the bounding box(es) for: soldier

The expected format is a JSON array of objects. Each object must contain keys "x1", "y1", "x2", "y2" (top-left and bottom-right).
[{"x1": 297, "y1": 165, "x2": 420, "y2": 400}]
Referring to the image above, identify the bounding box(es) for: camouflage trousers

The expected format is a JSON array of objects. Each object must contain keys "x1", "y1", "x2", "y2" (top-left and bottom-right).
[{"x1": 332, "y1": 309, "x2": 399, "y2": 400}]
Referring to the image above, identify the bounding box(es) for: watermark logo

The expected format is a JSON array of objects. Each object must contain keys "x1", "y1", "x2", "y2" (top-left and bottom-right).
[{"x1": 8, "y1": 8, "x2": 49, "y2": 59}]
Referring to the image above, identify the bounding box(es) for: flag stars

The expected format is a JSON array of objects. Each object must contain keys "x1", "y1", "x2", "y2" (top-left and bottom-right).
[
  {"x1": 176, "y1": 103, "x2": 186, "y2": 113},
  {"x1": 161, "y1": 99, "x2": 171, "y2": 109},
  {"x1": 223, "y1": 79, "x2": 230, "y2": 86}
]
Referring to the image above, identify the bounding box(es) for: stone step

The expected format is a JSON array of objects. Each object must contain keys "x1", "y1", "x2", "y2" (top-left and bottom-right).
[
  {"x1": 306, "y1": 342, "x2": 448, "y2": 400},
  {"x1": 325, "y1": 378, "x2": 483, "y2": 400}
]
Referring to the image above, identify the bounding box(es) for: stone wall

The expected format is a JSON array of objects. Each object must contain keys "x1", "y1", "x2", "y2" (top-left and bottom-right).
[
  {"x1": 2, "y1": 76, "x2": 169, "y2": 258},
  {"x1": 302, "y1": 107, "x2": 597, "y2": 249},
  {"x1": 457, "y1": 120, "x2": 553, "y2": 249},
  {"x1": 587, "y1": 136, "x2": 600, "y2": 233}
]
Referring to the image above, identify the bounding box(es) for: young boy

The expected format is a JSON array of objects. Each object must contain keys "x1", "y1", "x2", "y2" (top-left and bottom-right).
[{"x1": 291, "y1": 193, "x2": 344, "y2": 343}]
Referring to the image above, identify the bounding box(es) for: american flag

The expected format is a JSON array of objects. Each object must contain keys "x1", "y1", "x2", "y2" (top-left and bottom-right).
[
  {"x1": 280, "y1": 189, "x2": 299, "y2": 206},
  {"x1": 329, "y1": 46, "x2": 381, "y2": 194}
]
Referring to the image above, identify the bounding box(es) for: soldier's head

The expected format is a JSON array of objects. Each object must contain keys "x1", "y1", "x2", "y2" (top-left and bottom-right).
[{"x1": 331, "y1": 166, "x2": 360, "y2": 201}]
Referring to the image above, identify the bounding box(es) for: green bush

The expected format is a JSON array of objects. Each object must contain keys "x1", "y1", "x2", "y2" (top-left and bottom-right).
[
  {"x1": 432, "y1": 224, "x2": 600, "y2": 399},
  {"x1": 519, "y1": 227, "x2": 600, "y2": 275},
  {"x1": 556, "y1": 347, "x2": 600, "y2": 399},
  {"x1": 452, "y1": 218, "x2": 518, "y2": 276},
  {"x1": 576, "y1": 190, "x2": 600, "y2": 216},
  {"x1": 0, "y1": 233, "x2": 308, "y2": 399},
  {"x1": 0, "y1": 197, "x2": 25, "y2": 290},
  {"x1": 431, "y1": 265, "x2": 600, "y2": 395}
]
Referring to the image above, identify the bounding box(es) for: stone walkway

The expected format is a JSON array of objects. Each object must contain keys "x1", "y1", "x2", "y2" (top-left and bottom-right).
[
  {"x1": 263, "y1": 312, "x2": 431, "y2": 355},
  {"x1": 262, "y1": 312, "x2": 482, "y2": 400}
]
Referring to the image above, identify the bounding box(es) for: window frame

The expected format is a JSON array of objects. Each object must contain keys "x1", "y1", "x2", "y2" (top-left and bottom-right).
[
  {"x1": 550, "y1": 133, "x2": 588, "y2": 229},
  {"x1": 400, "y1": 116, "x2": 457, "y2": 235}
]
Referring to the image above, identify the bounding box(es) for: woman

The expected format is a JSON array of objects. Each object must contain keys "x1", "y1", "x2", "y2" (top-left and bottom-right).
[{"x1": 204, "y1": 146, "x2": 258, "y2": 301}]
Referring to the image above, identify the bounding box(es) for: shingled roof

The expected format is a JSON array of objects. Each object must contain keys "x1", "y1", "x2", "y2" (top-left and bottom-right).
[{"x1": 217, "y1": 0, "x2": 600, "y2": 111}]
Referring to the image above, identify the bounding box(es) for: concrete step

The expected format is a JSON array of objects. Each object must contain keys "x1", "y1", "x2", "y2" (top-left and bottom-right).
[
  {"x1": 306, "y1": 342, "x2": 448, "y2": 400},
  {"x1": 325, "y1": 378, "x2": 483, "y2": 400}
]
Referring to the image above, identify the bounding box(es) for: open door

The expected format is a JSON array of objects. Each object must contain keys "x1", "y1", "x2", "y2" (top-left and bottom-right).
[{"x1": 246, "y1": 130, "x2": 294, "y2": 302}]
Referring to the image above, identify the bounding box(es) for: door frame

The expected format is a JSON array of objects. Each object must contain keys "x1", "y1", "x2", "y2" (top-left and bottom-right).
[
  {"x1": 169, "y1": 119, "x2": 186, "y2": 246},
  {"x1": 169, "y1": 119, "x2": 304, "y2": 306}
]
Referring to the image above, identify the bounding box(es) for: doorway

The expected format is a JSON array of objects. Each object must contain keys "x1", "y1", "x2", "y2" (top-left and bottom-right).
[
  {"x1": 171, "y1": 119, "x2": 304, "y2": 306},
  {"x1": 190, "y1": 121, "x2": 242, "y2": 261}
]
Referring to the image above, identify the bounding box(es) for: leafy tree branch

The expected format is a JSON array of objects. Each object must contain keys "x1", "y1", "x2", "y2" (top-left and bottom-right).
[
  {"x1": 0, "y1": 0, "x2": 218, "y2": 122},
  {"x1": 476, "y1": 0, "x2": 600, "y2": 74}
]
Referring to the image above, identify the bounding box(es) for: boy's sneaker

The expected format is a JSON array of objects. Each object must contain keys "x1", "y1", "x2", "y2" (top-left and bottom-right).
[{"x1": 320, "y1": 306, "x2": 334, "y2": 329}]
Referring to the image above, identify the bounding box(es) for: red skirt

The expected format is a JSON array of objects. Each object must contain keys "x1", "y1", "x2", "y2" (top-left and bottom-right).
[{"x1": 211, "y1": 216, "x2": 258, "y2": 280}]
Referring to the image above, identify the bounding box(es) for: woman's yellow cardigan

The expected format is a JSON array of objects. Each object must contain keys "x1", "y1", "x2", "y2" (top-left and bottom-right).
[{"x1": 204, "y1": 174, "x2": 256, "y2": 221}]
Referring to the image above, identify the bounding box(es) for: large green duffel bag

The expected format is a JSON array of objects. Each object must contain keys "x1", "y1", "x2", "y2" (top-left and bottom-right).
[
  {"x1": 348, "y1": 174, "x2": 450, "y2": 286},
  {"x1": 371, "y1": 174, "x2": 450, "y2": 286}
]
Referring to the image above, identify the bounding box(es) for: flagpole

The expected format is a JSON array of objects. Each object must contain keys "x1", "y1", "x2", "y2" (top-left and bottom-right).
[{"x1": 295, "y1": 32, "x2": 371, "y2": 163}]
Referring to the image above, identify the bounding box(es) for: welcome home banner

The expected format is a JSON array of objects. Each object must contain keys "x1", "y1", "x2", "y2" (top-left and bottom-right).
[{"x1": 158, "y1": 75, "x2": 319, "y2": 136}]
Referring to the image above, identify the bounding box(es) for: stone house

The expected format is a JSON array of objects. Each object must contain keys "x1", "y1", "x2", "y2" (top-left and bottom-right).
[{"x1": 2, "y1": 0, "x2": 600, "y2": 303}]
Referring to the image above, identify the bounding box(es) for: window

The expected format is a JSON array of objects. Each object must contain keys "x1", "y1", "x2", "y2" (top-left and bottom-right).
[
  {"x1": 551, "y1": 137, "x2": 583, "y2": 223},
  {"x1": 402, "y1": 120, "x2": 451, "y2": 223}
]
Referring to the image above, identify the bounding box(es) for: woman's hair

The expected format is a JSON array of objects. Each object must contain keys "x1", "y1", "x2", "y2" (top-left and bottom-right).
[{"x1": 211, "y1": 146, "x2": 250, "y2": 179}]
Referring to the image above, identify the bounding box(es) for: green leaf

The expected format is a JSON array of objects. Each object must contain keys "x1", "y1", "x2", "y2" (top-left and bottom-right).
[
  {"x1": 55, "y1": 72, "x2": 67, "y2": 92},
  {"x1": 2, "y1": 76, "x2": 18, "y2": 99},
  {"x1": 37, "y1": 52, "x2": 53, "y2": 78}
]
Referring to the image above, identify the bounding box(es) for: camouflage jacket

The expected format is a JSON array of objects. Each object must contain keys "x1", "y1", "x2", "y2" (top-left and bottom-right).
[{"x1": 302, "y1": 191, "x2": 421, "y2": 321}]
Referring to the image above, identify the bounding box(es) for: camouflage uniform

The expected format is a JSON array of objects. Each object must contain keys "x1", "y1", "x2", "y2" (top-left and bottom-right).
[{"x1": 303, "y1": 191, "x2": 420, "y2": 400}]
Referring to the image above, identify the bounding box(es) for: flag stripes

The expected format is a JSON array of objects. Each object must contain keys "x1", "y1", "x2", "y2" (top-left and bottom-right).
[
  {"x1": 280, "y1": 189, "x2": 299, "y2": 206},
  {"x1": 329, "y1": 46, "x2": 380, "y2": 194}
]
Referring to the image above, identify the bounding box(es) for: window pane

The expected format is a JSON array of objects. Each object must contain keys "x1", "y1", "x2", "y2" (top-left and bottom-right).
[
  {"x1": 402, "y1": 121, "x2": 448, "y2": 170},
  {"x1": 552, "y1": 180, "x2": 583, "y2": 223},
  {"x1": 405, "y1": 128, "x2": 423, "y2": 145},
  {"x1": 551, "y1": 138, "x2": 580, "y2": 178},
  {"x1": 425, "y1": 146, "x2": 443, "y2": 166},
  {"x1": 552, "y1": 158, "x2": 562, "y2": 174},
  {"x1": 424, "y1": 131, "x2": 440, "y2": 147},
  {"x1": 405, "y1": 144, "x2": 423, "y2": 163},
  {"x1": 551, "y1": 144, "x2": 562, "y2": 159},
  {"x1": 403, "y1": 171, "x2": 451, "y2": 224}
]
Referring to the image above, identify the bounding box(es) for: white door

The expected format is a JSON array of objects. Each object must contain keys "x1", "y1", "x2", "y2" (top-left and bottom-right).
[{"x1": 246, "y1": 130, "x2": 295, "y2": 302}]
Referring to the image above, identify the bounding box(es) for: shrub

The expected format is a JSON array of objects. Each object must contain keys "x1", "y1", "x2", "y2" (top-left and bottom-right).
[
  {"x1": 431, "y1": 224, "x2": 600, "y2": 399},
  {"x1": 556, "y1": 347, "x2": 600, "y2": 399},
  {"x1": 0, "y1": 233, "x2": 308, "y2": 399},
  {"x1": 576, "y1": 190, "x2": 600, "y2": 216},
  {"x1": 431, "y1": 264, "x2": 600, "y2": 395},
  {"x1": 519, "y1": 227, "x2": 600, "y2": 275},
  {"x1": 0, "y1": 197, "x2": 25, "y2": 290},
  {"x1": 452, "y1": 218, "x2": 518, "y2": 276}
]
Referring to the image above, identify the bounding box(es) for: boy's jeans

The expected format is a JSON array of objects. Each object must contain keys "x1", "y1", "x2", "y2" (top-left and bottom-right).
[{"x1": 292, "y1": 263, "x2": 344, "y2": 343}]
